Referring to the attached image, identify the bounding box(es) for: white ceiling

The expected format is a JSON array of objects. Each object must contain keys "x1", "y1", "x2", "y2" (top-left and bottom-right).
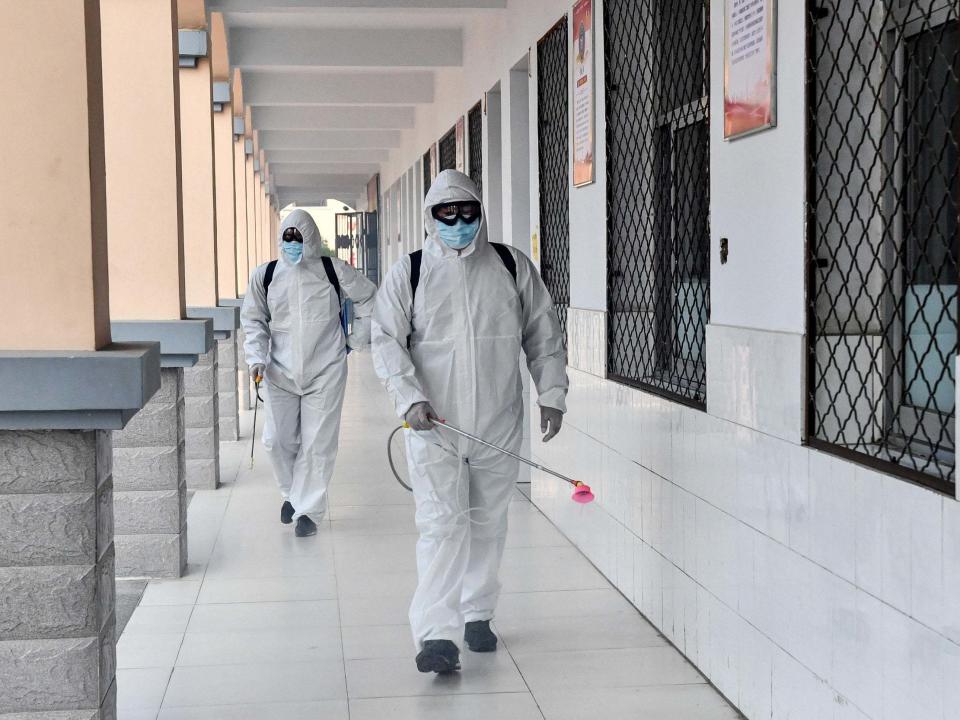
[{"x1": 208, "y1": 0, "x2": 507, "y2": 206}]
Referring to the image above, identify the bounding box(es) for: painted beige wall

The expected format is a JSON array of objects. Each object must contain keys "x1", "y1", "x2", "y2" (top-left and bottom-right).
[
  {"x1": 2, "y1": 0, "x2": 111, "y2": 350},
  {"x1": 101, "y1": 0, "x2": 185, "y2": 321},
  {"x1": 178, "y1": 37, "x2": 219, "y2": 307}
]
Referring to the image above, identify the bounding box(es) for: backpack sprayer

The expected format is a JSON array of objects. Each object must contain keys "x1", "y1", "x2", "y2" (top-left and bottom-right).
[{"x1": 387, "y1": 419, "x2": 595, "y2": 504}]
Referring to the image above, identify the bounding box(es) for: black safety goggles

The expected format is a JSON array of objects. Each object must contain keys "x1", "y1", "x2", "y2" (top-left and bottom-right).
[
  {"x1": 282, "y1": 227, "x2": 303, "y2": 243},
  {"x1": 431, "y1": 201, "x2": 482, "y2": 226}
]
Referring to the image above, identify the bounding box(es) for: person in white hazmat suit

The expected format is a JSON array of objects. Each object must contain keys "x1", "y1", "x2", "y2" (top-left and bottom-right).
[
  {"x1": 372, "y1": 170, "x2": 568, "y2": 673},
  {"x1": 242, "y1": 209, "x2": 377, "y2": 538}
]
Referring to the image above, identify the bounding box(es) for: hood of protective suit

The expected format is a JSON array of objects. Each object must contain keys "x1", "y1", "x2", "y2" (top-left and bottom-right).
[
  {"x1": 423, "y1": 170, "x2": 487, "y2": 259},
  {"x1": 279, "y1": 208, "x2": 325, "y2": 265}
]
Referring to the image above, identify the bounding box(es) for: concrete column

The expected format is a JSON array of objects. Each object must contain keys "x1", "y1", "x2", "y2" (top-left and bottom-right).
[
  {"x1": 102, "y1": 0, "x2": 211, "y2": 578},
  {"x1": 178, "y1": 0, "x2": 225, "y2": 489},
  {"x1": 233, "y1": 70, "x2": 250, "y2": 295},
  {"x1": 177, "y1": 0, "x2": 219, "y2": 310},
  {"x1": 0, "y1": 4, "x2": 158, "y2": 716},
  {"x1": 211, "y1": 12, "x2": 237, "y2": 302},
  {"x1": 245, "y1": 110, "x2": 258, "y2": 268},
  {"x1": 183, "y1": 344, "x2": 220, "y2": 489},
  {"x1": 113, "y1": 368, "x2": 186, "y2": 576}
]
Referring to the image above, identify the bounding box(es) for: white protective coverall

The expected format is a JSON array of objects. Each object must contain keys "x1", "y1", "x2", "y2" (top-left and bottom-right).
[
  {"x1": 242, "y1": 209, "x2": 377, "y2": 520},
  {"x1": 371, "y1": 170, "x2": 568, "y2": 648}
]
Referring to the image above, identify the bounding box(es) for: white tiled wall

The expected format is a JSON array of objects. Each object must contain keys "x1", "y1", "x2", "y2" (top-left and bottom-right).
[{"x1": 531, "y1": 322, "x2": 960, "y2": 720}]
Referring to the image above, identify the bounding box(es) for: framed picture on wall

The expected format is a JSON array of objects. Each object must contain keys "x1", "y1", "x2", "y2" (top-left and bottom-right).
[
  {"x1": 571, "y1": 0, "x2": 595, "y2": 186},
  {"x1": 723, "y1": 0, "x2": 777, "y2": 140},
  {"x1": 430, "y1": 142, "x2": 439, "y2": 182}
]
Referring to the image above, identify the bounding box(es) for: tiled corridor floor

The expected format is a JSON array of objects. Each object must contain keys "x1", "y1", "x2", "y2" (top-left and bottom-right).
[{"x1": 116, "y1": 354, "x2": 739, "y2": 719}]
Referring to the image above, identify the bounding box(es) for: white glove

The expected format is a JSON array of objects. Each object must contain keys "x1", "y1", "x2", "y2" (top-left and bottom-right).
[
  {"x1": 349, "y1": 316, "x2": 371, "y2": 350},
  {"x1": 540, "y1": 406, "x2": 563, "y2": 442},
  {"x1": 405, "y1": 401, "x2": 438, "y2": 431}
]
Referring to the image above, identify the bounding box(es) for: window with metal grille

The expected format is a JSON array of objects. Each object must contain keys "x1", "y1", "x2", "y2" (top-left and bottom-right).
[
  {"x1": 439, "y1": 127, "x2": 457, "y2": 171},
  {"x1": 468, "y1": 101, "x2": 483, "y2": 192},
  {"x1": 807, "y1": 0, "x2": 959, "y2": 492},
  {"x1": 423, "y1": 150, "x2": 432, "y2": 199},
  {"x1": 604, "y1": 0, "x2": 710, "y2": 407},
  {"x1": 538, "y1": 17, "x2": 571, "y2": 338}
]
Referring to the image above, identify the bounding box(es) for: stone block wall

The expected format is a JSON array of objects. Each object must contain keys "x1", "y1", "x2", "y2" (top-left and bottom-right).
[
  {"x1": 0, "y1": 430, "x2": 117, "y2": 718},
  {"x1": 217, "y1": 334, "x2": 239, "y2": 441},
  {"x1": 183, "y1": 345, "x2": 220, "y2": 490},
  {"x1": 113, "y1": 367, "x2": 187, "y2": 578}
]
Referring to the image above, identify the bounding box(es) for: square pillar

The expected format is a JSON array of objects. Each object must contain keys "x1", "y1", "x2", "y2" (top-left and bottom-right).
[
  {"x1": 0, "y1": 430, "x2": 116, "y2": 717},
  {"x1": 113, "y1": 368, "x2": 187, "y2": 577},
  {"x1": 184, "y1": 345, "x2": 221, "y2": 489}
]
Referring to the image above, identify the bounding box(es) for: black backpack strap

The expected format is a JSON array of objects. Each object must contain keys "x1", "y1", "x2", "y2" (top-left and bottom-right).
[
  {"x1": 321, "y1": 256, "x2": 342, "y2": 307},
  {"x1": 490, "y1": 242, "x2": 518, "y2": 282},
  {"x1": 262, "y1": 260, "x2": 278, "y2": 298},
  {"x1": 409, "y1": 250, "x2": 423, "y2": 304}
]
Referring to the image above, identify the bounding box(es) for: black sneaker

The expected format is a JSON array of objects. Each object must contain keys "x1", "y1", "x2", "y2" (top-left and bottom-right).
[
  {"x1": 415, "y1": 640, "x2": 461, "y2": 674},
  {"x1": 280, "y1": 501, "x2": 295, "y2": 525},
  {"x1": 464, "y1": 620, "x2": 498, "y2": 652},
  {"x1": 295, "y1": 515, "x2": 317, "y2": 537}
]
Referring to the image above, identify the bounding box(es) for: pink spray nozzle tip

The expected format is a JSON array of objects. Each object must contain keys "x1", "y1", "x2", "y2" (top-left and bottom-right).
[{"x1": 571, "y1": 483, "x2": 595, "y2": 504}]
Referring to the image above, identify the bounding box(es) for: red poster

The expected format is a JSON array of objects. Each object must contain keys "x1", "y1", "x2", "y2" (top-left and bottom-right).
[{"x1": 572, "y1": 0, "x2": 595, "y2": 187}]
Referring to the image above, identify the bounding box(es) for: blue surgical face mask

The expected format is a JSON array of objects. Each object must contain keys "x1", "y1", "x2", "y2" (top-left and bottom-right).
[
  {"x1": 436, "y1": 217, "x2": 479, "y2": 250},
  {"x1": 281, "y1": 241, "x2": 303, "y2": 264}
]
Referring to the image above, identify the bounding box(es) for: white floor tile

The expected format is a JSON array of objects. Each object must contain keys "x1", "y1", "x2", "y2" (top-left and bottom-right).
[
  {"x1": 176, "y1": 627, "x2": 343, "y2": 666},
  {"x1": 496, "y1": 589, "x2": 636, "y2": 619},
  {"x1": 157, "y1": 701, "x2": 348, "y2": 720},
  {"x1": 342, "y1": 623, "x2": 414, "y2": 660},
  {"x1": 162, "y1": 661, "x2": 347, "y2": 707},
  {"x1": 513, "y1": 647, "x2": 705, "y2": 694},
  {"x1": 340, "y1": 593, "x2": 412, "y2": 627},
  {"x1": 350, "y1": 692, "x2": 544, "y2": 720},
  {"x1": 186, "y1": 600, "x2": 340, "y2": 633},
  {"x1": 117, "y1": 633, "x2": 184, "y2": 669},
  {"x1": 494, "y1": 612, "x2": 664, "y2": 655},
  {"x1": 123, "y1": 606, "x2": 194, "y2": 635},
  {"x1": 121, "y1": 355, "x2": 734, "y2": 719},
  {"x1": 535, "y1": 685, "x2": 741, "y2": 720},
  {"x1": 139, "y1": 580, "x2": 202, "y2": 607},
  {"x1": 196, "y1": 575, "x2": 337, "y2": 604},
  {"x1": 346, "y1": 651, "x2": 527, "y2": 698},
  {"x1": 117, "y1": 667, "x2": 173, "y2": 711}
]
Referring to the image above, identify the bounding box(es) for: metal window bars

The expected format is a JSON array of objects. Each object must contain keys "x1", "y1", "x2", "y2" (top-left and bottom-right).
[
  {"x1": 604, "y1": 0, "x2": 710, "y2": 407},
  {"x1": 468, "y1": 101, "x2": 483, "y2": 193},
  {"x1": 422, "y1": 150, "x2": 432, "y2": 199},
  {"x1": 439, "y1": 126, "x2": 457, "y2": 172},
  {"x1": 538, "y1": 16, "x2": 572, "y2": 339},
  {"x1": 807, "y1": 0, "x2": 959, "y2": 492}
]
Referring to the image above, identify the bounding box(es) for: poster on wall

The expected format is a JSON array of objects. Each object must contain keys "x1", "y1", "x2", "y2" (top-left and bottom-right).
[
  {"x1": 456, "y1": 116, "x2": 466, "y2": 172},
  {"x1": 571, "y1": 0, "x2": 595, "y2": 187},
  {"x1": 723, "y1": 0, "x2": 777, "y2": 140},
  {"x1": 430, "y1": 142, "x2": 439, "y2": 182}
]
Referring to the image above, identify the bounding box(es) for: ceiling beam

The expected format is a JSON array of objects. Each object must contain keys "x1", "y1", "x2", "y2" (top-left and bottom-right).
[
  {"x1": 243, "y1": 71, "x2": 434, "y2": 106},
  {"x1": 271, "y1": 172, "x2": 371, "y2": 185},
  {"x1": 269, "y1": 162, "x2": 380, "y2": 175},
  {"x1": 264, "y1": 148, "x2": 389, "y2": 163},
  {"x1": 252, "y1": 106, "x2": 415, "y2": 130},
  {"x1": 259, "y1": 129, "x2": 401, "y2": 149},
  {"x1": 230, "y1": 27, "x2": 462, "y2": 68}
]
